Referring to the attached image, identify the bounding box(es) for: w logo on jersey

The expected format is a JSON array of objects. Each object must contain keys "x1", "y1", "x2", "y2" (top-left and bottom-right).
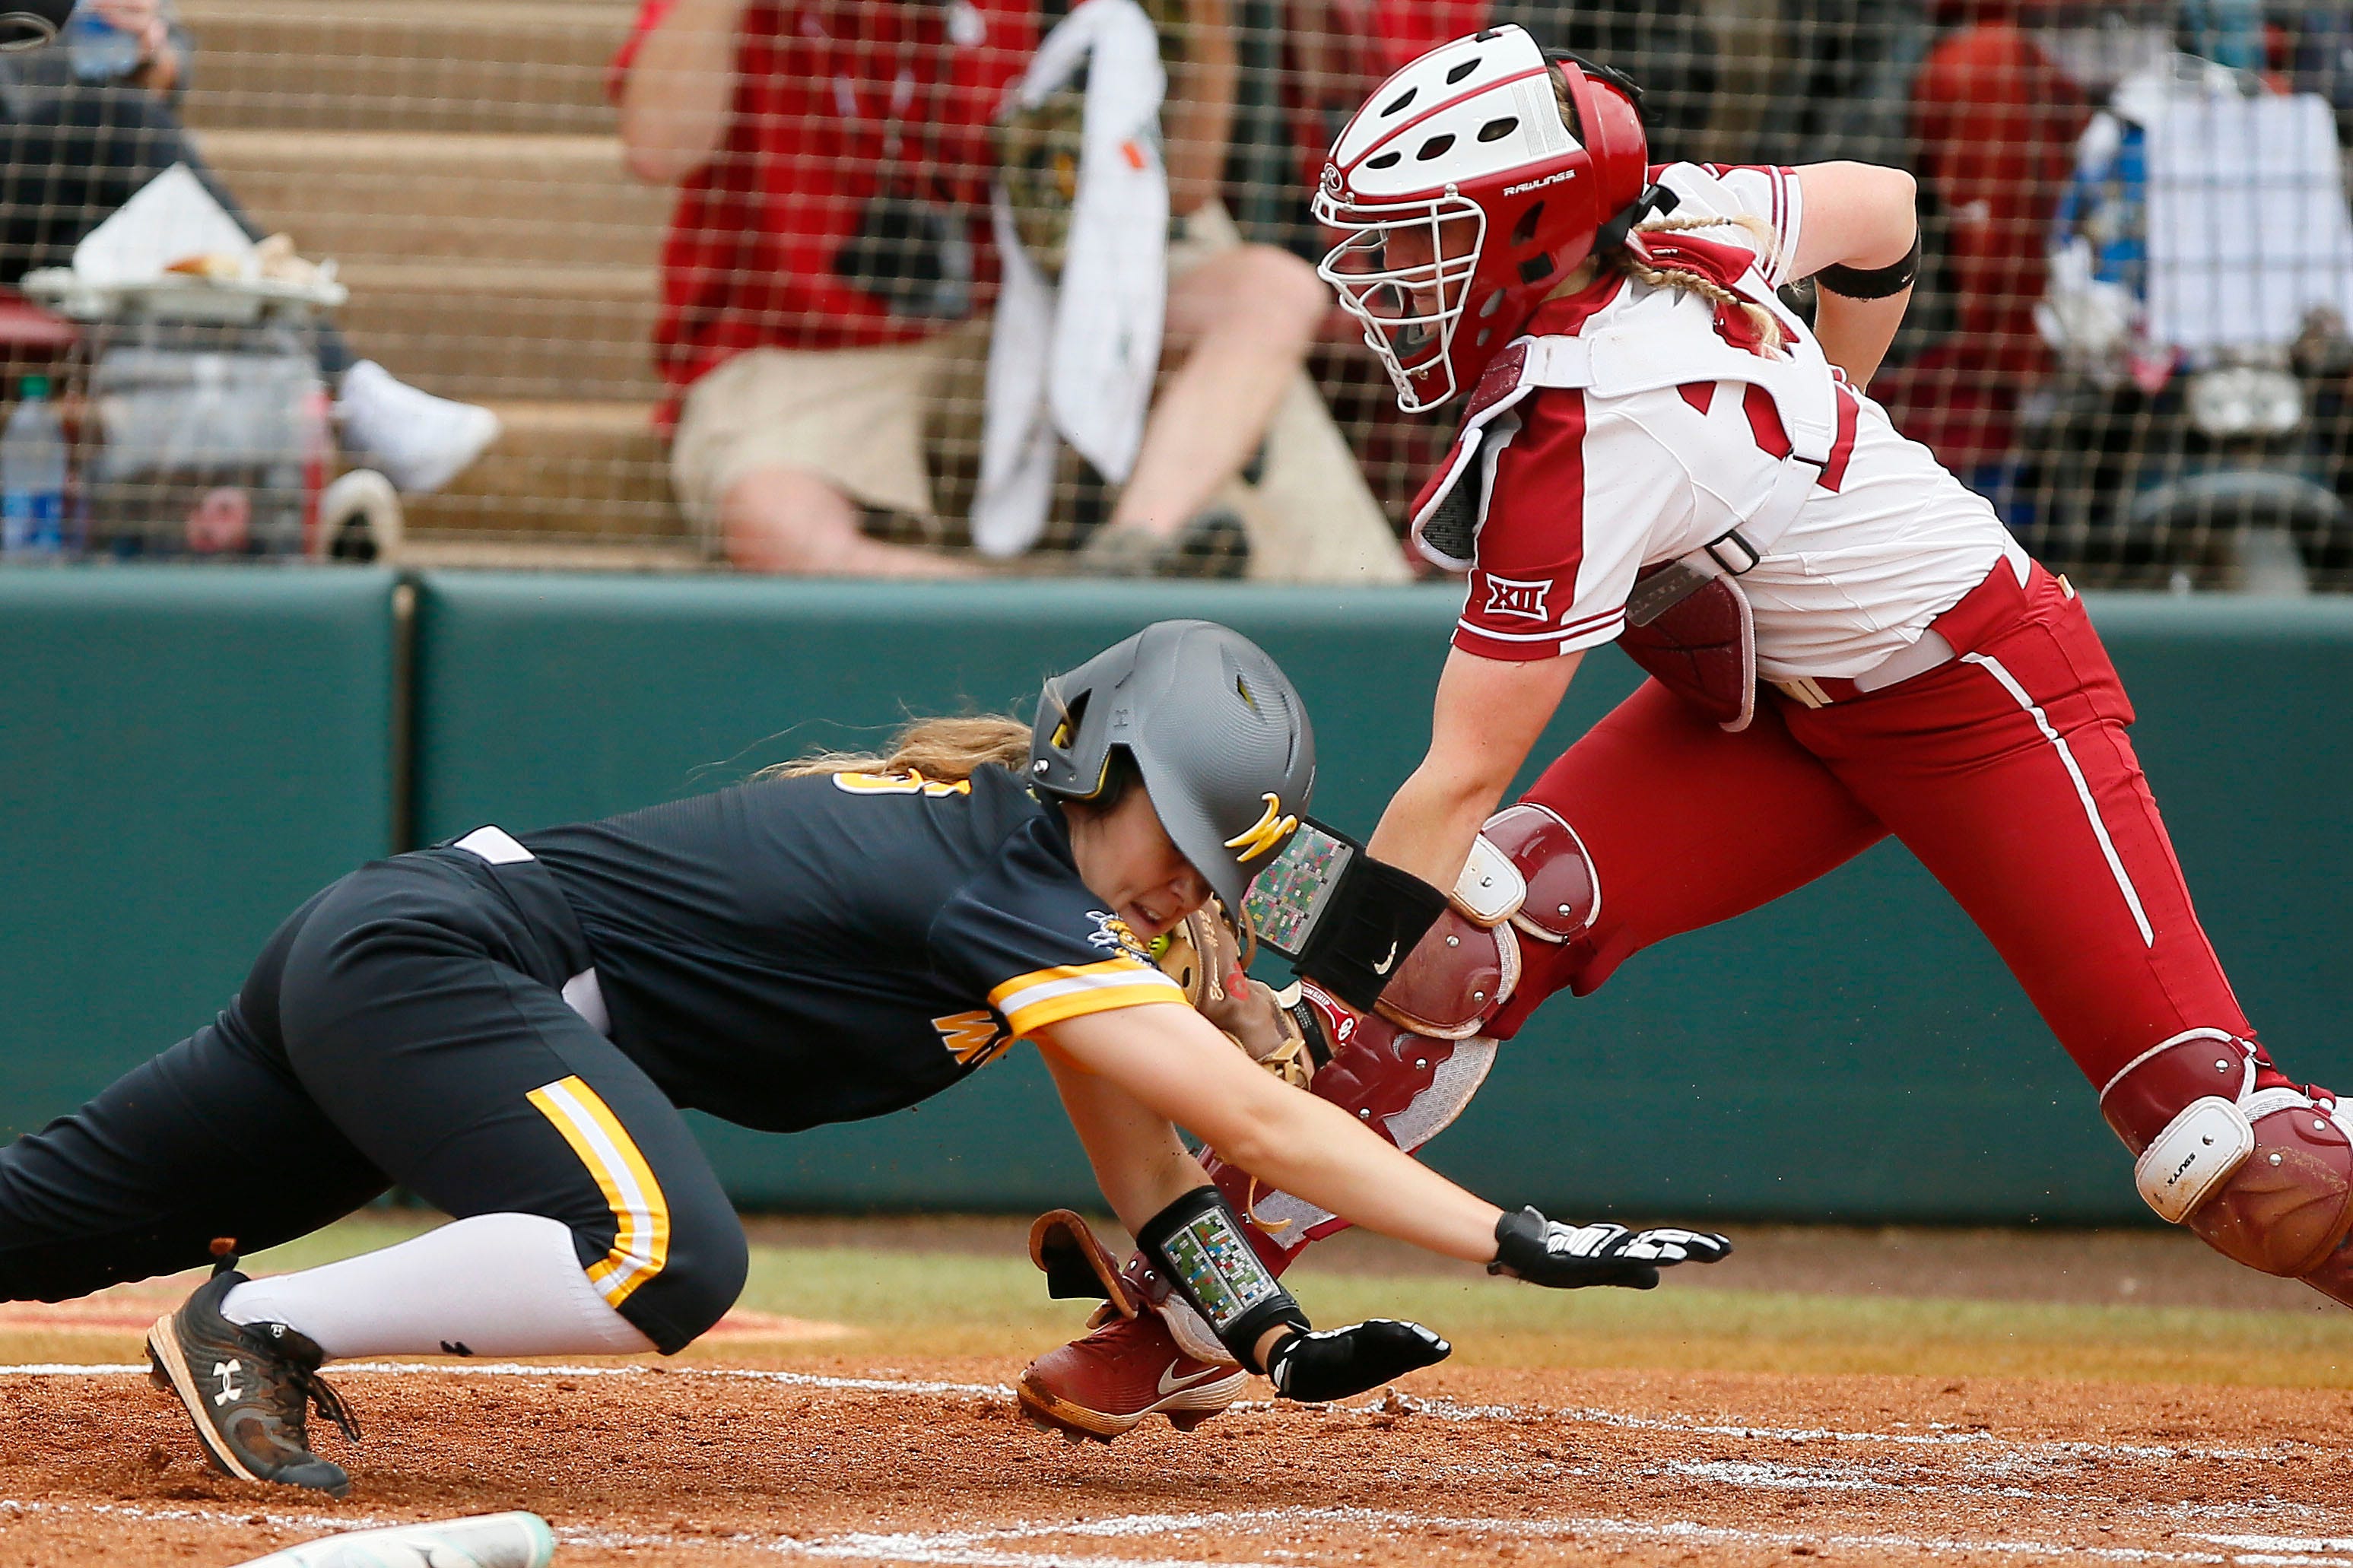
[
  {"x1": 1481, "y1": 574, "x2": 1553, "y2": 621},
  {"x1": 932, "y1": 1011, "x2": 1009, "y2": 1068}
]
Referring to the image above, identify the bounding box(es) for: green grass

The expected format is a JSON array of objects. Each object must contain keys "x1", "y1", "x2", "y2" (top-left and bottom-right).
[
  {"x1": 42, "y1": 1216, "x2": 2350, "y2": 1389},
  {"x1": 726, "y1": 1240, "x2": 2353, "y2": 1387}
]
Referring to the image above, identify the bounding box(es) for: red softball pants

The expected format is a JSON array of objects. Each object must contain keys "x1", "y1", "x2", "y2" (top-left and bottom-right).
[{"x1": 1493, "y1": 561, "x2": 2280, "y2": 1098}]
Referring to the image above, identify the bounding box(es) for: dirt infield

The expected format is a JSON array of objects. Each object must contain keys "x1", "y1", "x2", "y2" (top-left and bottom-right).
[
  {"x1": 3, "y1": 1221, "x2": 2348, "y2": 1566},
  {"x1": 0, "y1": 1354, "x2": 2347, "y2": 1566}
]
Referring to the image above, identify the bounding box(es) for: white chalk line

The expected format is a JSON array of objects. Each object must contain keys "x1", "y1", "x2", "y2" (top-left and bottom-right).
[
  {"x1": 1302, "y1": 1388, "x2": 2298, "y2": 1465},
  {"x1": 7, "y1": 1496, "x2": 2345, "y2": 1568},
  {"x1": 782, "y1": 1509, "x2": 2353, "y2": 1568}
]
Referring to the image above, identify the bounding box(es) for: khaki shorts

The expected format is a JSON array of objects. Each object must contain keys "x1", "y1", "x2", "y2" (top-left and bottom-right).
[
  {"x1": 665, "y1": 217, "x2": 1230, "y2": 548},
  {"x1": 665, "y1": 205, "x2": 1406, "y2": 581},
  {"x1": 668, "y1": 325, "x2": 987, "y2": 543}
]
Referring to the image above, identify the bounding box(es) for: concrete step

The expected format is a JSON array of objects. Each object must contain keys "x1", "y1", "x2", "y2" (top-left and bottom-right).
[
  {"x1": 195, "y1": 130, "x2": 667, "y2": 269},
  {"x1": 396, "y1": 537, "x2": 707, "y2": 570},
  {"x1": 179, "y1": 0, "x2": 634, "y2": 136},
  {"x1": 400, "y1": 399, "x2": 684, "y2": 540},
  {"x1": 330, "y1": 257, "x2": 661, "y2": 401},
  {"x1": 191, "y1": 131, "x2": 668, "y2": 427}
]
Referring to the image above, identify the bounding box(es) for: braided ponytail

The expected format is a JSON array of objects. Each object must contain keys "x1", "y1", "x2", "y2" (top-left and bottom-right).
[
  {"x1": 1616, "y1": 214, "x2": 1787, "y2": 354},
  {"x1": 1547, "y1": 66, "x2": 1787, "y2": 354}
]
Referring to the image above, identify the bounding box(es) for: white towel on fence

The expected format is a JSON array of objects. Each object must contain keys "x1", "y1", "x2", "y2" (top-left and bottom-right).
[
  {"x1": 2143, "y1": 75, "x2": 2353, "y2": 355},
  {"x1": 972, "y1": 0, "x2": 1167, "y2": 558}
]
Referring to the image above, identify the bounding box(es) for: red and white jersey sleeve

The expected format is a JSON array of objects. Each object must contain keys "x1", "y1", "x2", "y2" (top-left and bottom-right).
[
  {"x1": 1454, "y1": 390, "x2": 1700, "y2": 662},
  {"x1": 1451, "y1": 161, "x2": 2018, "y2": 680},
  {"x1": 1653, "y1": 161, "x2": 1805, "y2": 287}
]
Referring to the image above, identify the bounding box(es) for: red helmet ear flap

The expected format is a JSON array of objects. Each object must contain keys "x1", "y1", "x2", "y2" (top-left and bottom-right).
[{"x1": 1556, "y1": 62, "x2": 1651, "y2": 219}]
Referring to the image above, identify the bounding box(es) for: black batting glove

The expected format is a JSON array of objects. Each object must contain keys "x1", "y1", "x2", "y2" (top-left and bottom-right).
[
  {"x1": 1488, "y1": 1207, "x2": 1732, "y2": 1290},
  {"x1": 1264, "y1": 1318, "x2": 1451, "y2": 1402}
]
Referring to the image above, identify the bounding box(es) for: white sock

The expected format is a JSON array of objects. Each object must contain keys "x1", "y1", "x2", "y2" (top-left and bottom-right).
[
  {"x1": 220, "y1": 1212, "x2": 656, "y2": 1360},
  {"x1": 332, "y1": 360, "x2": 501, "y2": 496}
]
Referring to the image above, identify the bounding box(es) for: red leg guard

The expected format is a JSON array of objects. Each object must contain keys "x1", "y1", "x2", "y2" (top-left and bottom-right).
[
  {"x1": 1196, "y1": 1005, "x2": 1492, "y2": 1274},
  {"x1": 1483, "y1": 802, "x2": 1601, "y2": 943},
  {"x1": 1375, "y1": 907, "x2": 1517, "y2": 1040},
  {"x1": 2102, "y1": 1032, "x2": 2353, "y2": 1285},
  {"x1": 2197, "y1": 1104, "x2": 2353, "y2": 1279},
  {"x1": 2301, "y1": 1236, "x2": 2353, "y2": 1309}
]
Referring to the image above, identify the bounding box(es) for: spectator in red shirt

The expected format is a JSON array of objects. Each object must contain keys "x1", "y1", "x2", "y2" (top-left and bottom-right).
[
  {"x1": 1872, "y1": 9, "x2": 2089, "y2": 477},
  {"x1": 617, "y1": 0, "x2": 1350, "y2": 578}
]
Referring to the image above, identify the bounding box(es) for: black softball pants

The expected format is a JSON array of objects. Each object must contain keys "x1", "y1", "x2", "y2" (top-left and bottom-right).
[{"x1": 0, "y1": 848, "x2": 745, "y2": 1354}]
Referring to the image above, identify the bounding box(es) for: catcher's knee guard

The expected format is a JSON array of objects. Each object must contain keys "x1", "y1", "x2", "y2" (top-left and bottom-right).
[
  {"x1": 1199, "y1": 1001, "x2": 1500, "y2": 1277},
  {"x1": 2101, "y1": 1030, "x2": 2353, "y2": 1287},
  {"x1": 1373, "y1": 802, "x2": 1601, "y2": 1040},
  {"x1": 1167, "y1": 806, "x2": 1602, "y2": 1332}
]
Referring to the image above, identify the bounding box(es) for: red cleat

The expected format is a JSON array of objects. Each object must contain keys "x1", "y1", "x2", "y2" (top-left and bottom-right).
[{"x1": 1017, "y1": 1309, "x2": 1248, "y2": 1441}]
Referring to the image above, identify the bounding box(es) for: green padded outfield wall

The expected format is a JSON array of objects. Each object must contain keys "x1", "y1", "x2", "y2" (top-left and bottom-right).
[
  {"x1": 0, "y1": 568, "x2": 400, "y2": 1137},
  {"x1": 412, "y1": 575, "x2": 2353, "y2": 1224}
]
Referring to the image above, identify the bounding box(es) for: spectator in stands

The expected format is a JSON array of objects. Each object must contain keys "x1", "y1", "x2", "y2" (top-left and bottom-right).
[
  {"x1": 0, "y1": 0, "x2": 501, "y2": 495},
  {"x1": 615, "y1": 0, "x2": 1356, "y2": 579},
  {"x1": 1864, "y1": 2, "x2": 2098, "y2": 482}
]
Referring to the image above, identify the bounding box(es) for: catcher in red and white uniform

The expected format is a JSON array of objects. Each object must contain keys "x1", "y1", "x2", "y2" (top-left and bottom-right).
[{"x1": 1013, "y1": 24, "x2": 2353, "y2": 1441}]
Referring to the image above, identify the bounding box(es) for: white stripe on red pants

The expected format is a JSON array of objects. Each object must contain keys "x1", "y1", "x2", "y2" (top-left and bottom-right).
[{"x1": 1497, "y1": 564, "x2": 2256, "y2": 1092}]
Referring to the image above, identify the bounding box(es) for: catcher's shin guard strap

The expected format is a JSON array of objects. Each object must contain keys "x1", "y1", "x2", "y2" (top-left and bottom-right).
[
  {"x1": 1281, "y1": 982, "x2": 1339, "y2": 1070},
  {"x1": 1137, "y1": 1186, "x2": 1309, "y2": 1371},
  {"x1": 1293, "y1": 855, "x2": 1450, "y2": 1013}
]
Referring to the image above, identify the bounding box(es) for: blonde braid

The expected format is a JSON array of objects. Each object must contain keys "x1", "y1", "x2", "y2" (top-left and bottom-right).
[
  {"x1": 1547, "y1": 66, "x2": 1787, "y2": 353},
  {"x1": 1616, "y1": 214, "x2": 1787, "y2": 355}
]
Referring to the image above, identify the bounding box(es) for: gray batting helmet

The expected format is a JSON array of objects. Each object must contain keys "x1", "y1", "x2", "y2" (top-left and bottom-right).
[{"x1": 1030, "y1": 621, "x2": 1316, "y2": 911}]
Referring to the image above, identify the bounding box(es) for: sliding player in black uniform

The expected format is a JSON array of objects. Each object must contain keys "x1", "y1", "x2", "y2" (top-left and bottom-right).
[{"x1": 0, "y1": 620, "x2": 1726, "y2": 1497}]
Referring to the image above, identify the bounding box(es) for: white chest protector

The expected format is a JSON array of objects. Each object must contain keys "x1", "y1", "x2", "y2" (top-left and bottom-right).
[
  {"x1": 1414, "y1": 271, "x2": 1840, "y2": 595},
  {"x1": 1411, "y1": 267, "x2": 1840, "y2": 728}
]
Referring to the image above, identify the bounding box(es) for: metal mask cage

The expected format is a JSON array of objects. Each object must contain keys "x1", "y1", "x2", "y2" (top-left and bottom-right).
[{"x1": 1314, "y1": 187, "x2": 1489, "y2": 413}]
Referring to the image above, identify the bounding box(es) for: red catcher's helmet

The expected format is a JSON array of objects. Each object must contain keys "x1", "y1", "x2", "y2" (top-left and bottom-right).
[{"x1": 1313, "y1": 26, "x2": 1651, "y2": 412}]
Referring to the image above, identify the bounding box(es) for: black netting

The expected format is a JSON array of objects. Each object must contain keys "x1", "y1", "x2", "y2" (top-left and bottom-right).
[{"x1": 0, "y1": 0, "x2": 2343, "y2": 589}]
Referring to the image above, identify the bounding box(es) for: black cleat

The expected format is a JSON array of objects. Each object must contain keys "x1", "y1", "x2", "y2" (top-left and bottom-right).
[{"x1": 144, "y1": 1255, "x2": 361, "y2": 1497}]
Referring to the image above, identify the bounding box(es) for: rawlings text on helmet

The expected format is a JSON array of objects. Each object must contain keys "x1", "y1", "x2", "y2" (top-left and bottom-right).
[{"x1": 1501, "y1": 169, "x2": 1579, "y2": 198}]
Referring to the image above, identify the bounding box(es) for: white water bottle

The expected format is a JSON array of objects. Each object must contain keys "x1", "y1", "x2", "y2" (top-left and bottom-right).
[
  {"x1": 225, "y1": 1512, "x2": 556, "y2": 1568},
  {"x1": 1, "y1": 375, "x2": 67, "y2": 557},
  {"x1": 65, "y1": 7, "x2": 144, "y2": 81}
]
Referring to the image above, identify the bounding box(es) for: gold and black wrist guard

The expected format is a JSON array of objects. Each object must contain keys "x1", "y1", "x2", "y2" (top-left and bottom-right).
[{"x1": 1137, "y1": 1186, "x2": 1308, "y2": 1372}]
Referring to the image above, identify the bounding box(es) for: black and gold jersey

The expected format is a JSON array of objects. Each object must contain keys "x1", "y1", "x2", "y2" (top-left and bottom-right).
[{"x1": 521, "y1": 764, "x2": 1181, "y2": 1132}]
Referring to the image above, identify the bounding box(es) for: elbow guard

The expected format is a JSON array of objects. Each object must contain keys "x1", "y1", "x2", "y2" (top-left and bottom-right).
[{"x1": 1137, "y1": 1186, "x2": 1310, "y2": 1372}]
